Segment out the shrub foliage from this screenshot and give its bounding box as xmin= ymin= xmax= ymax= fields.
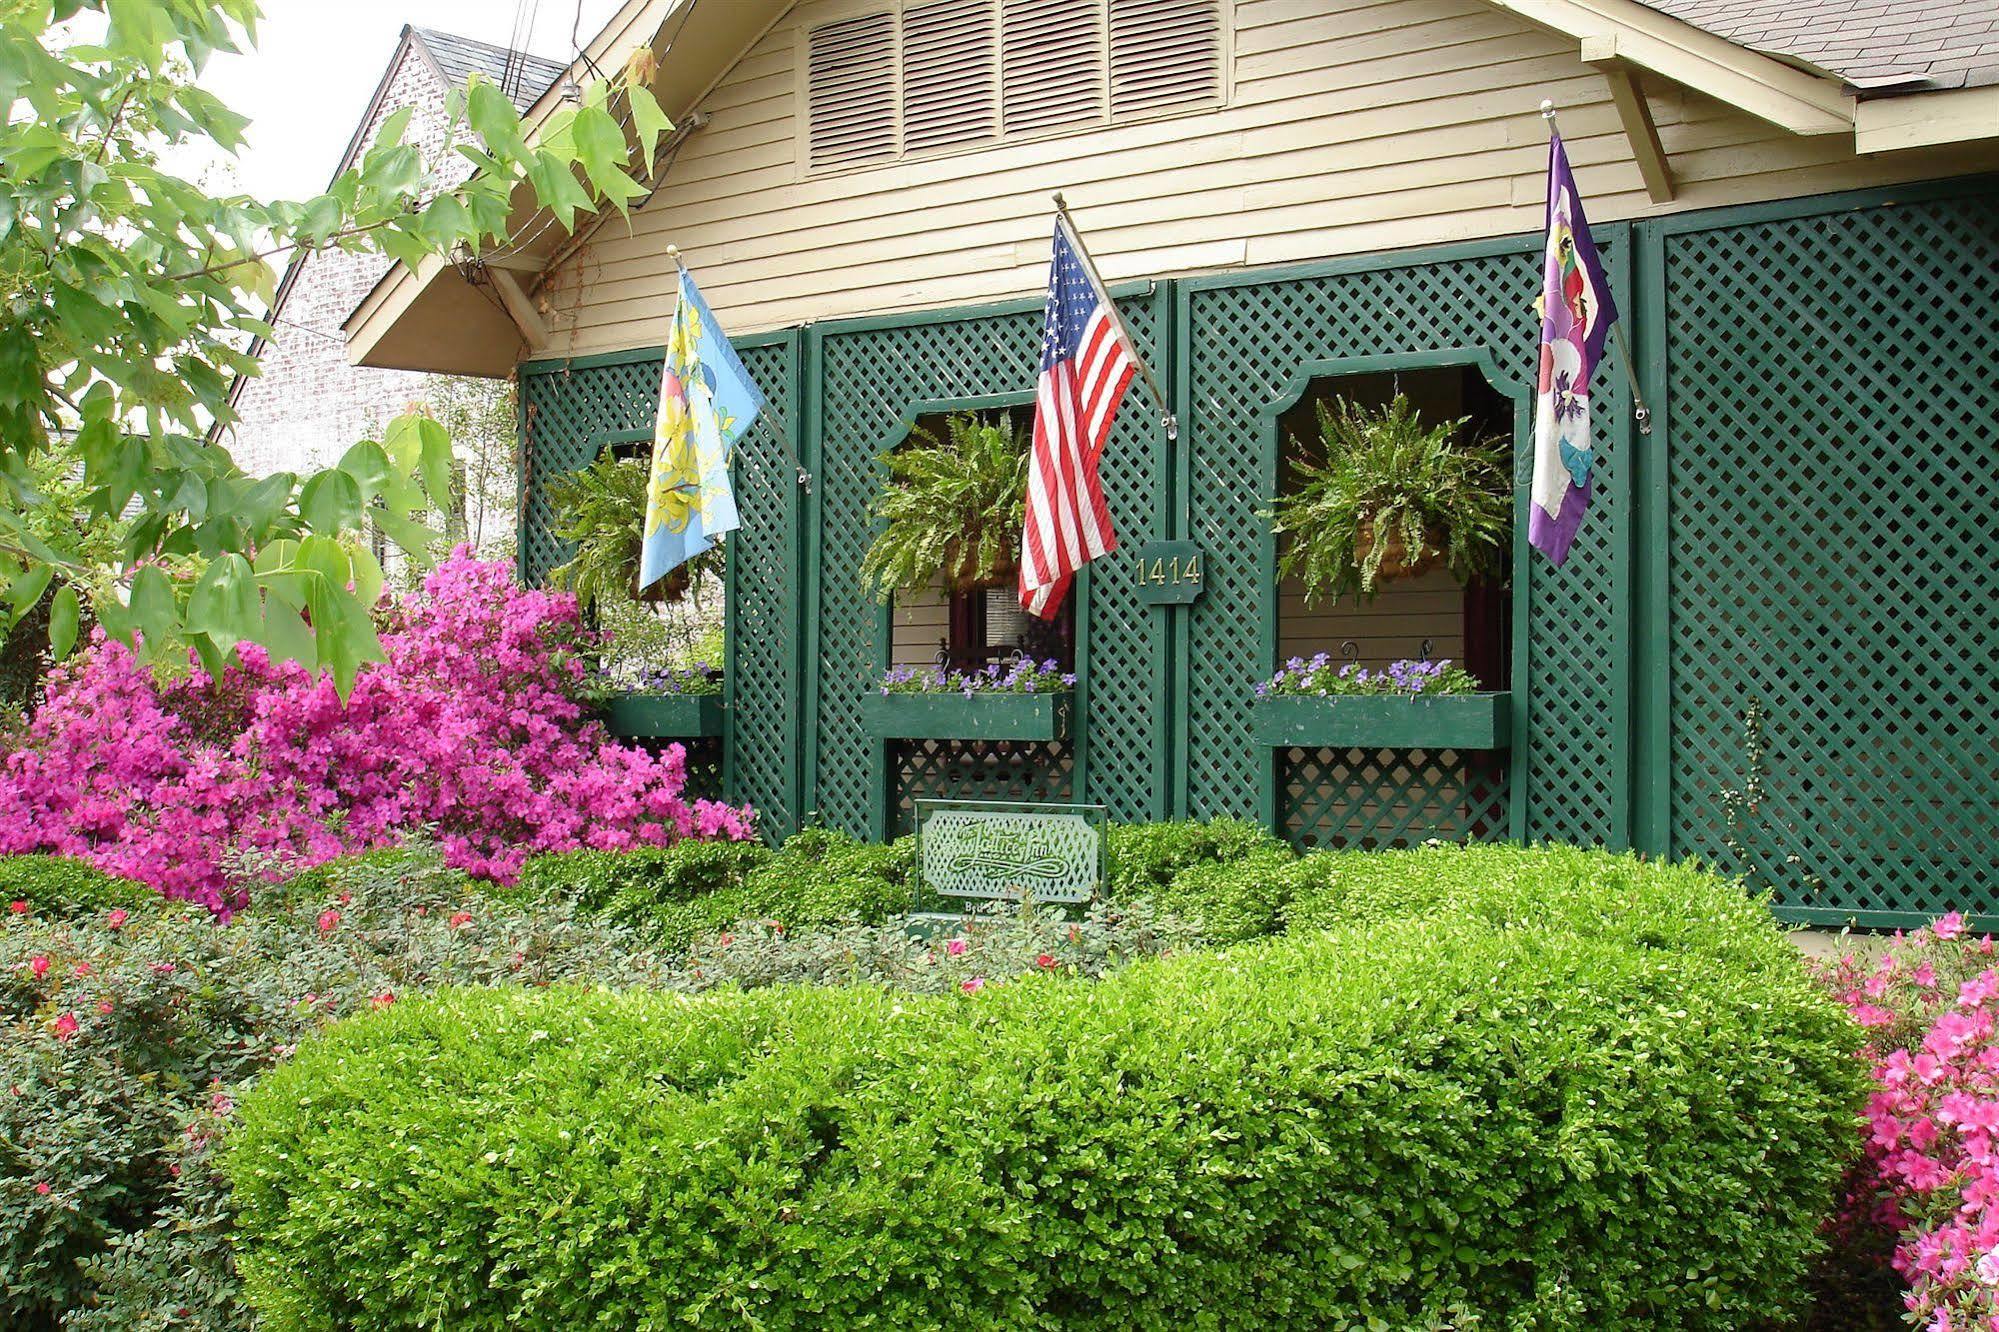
xmin=227 ymin=849 xmax=1860 ymax=1330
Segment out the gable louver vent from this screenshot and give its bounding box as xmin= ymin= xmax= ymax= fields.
xmin=807 ymin=10 xmax=898 ymax=169
xmin=1001 ymin=0 xmax=1106 ymax=136
xmin=1109 ymin=0 xmax=1221 ymax=116
xmin=903 ymin=0 xmax=1000 ymax=154
xmin=804 ymin=0 xmax=1222 ymax=172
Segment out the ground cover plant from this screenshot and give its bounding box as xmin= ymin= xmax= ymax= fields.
xmin=0 ymin=552 xmax=753 ymax=912
xmin=225 ymin=843 xmax=1862 ymax=1330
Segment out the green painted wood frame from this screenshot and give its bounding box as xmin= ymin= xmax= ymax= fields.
xmin=799 ymin=280 xmax=1170 ymax=842
xmin=1248 ymin=693 xmax=1511 ymax=750
xmin=515 ymin=331 xmax=808 ymax=838
xmin=857 ymin=692 xmax=1073 ymax=742
xmin=604 ymin=692 xmax=725 ymax=739
xmin=1238 ymin=345 xmax=1533 ymax=834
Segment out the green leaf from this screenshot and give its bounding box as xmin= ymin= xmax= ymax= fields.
xmin=466 ymin=78 xmax=529 ymax=159
xmin=572 ymin=105 xmax=629 ymax=185
xmin=376 ymin=105 xmax=414 ymax=147
xmin=47 ymin=585 xmax=79 ymax=660
xmin=126 ymin=565 xmax=177 ymax=651
xmin=8 ymin=562 xmax=52 ymax=617
xmin=628 ymin=87 xmax=673 ymax=170
xmin=259 ymin=593 xmax=316 ymax=671
xmin=186 ymin=553 xmax=258 ymax=653
xmin=414 ymin=417 xmax=455 ymax=516
xmin=337 ymin=441 xmax=394 ymax=504
xmin=298 ymin=469 xmax=364 ymax=534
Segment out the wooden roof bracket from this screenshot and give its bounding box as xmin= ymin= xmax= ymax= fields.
xmin=1581 ymin=34 xmax=1676 ymax=203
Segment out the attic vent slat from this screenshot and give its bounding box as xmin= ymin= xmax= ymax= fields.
xmin=807 ymin=11 xmax=898 ymax=169
xmin=903 ymin=0 xmax=999 ymax=155
xmin=1001 ymin=0 xmax=1106 ymax=137
xmin=1109 ymin=0 xmax=1220 ymax=116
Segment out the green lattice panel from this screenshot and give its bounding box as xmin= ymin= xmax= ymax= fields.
xmin=518 ymin=341 xmax=802 ymax=837
xmin=518 ymin=355 xmax=661 ymax=585
xmin=1280 ymin=747 xmax=1509 ymax=851
xmin=727 ymin=339 xmax=803 ymax=837
xmin=1662 ymin=190 xmax=1999 ymax=923
xmin=889 ymin=741 xmax=1075 ymax=837
xmin=810 ymin=297 xmax=1166 ymax=836
xmin=1182 ymin=241 xmax=1624 ymax=846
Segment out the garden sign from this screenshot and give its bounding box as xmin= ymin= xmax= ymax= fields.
xmin=915 ymin=799 xmax=1105 ymax=905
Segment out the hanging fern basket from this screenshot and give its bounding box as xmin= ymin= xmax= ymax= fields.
xmin=632 ymin=564 xmax=694 ymax=605
xmin=1351 ymin=519 xmax=1445 ymax=584
xmin=944 ymin=541 xmax=1018 ymax=593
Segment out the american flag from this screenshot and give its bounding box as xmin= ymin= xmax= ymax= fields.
xmin=1020 ymin=218 xmax=1137 ymax=619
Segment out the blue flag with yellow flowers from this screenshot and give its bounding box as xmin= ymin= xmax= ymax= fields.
xmin=638 ymin=265 xmax=762 ymax=591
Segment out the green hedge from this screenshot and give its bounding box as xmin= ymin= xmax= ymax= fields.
xmin=510 ymin=830 xmax=919 ymax=949
xmin=227 ymin=848 xmax=1860 ymax=1330
xmin=0 ymin=854 xmax=154 ymax=917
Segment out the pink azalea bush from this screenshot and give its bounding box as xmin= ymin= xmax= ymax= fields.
xmin=0 ymin=551 xmax=752 ymax=911
xmin=1821 ymin=914 xmax=1999 ymax=1329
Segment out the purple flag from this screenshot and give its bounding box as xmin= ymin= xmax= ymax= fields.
xmin=1529 ymin=131 xmax=1618 ymax=565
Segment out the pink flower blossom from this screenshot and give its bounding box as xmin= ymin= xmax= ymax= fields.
xmin=96 ymin=999 xmax=113 ymax=1015
xmin=28 ymin=955 xmax=48 ymax=979
xmin=316 ymin=909 xmax=340 ymax=934
xmin=52 ymin=1012 xmax=77 ymax=1040
xmin=0 ymin=552 xmax=753 ymax=911
xmin=961 ymin=976 xmax=986 ymax=994
xmin=35 ymin=1181 xmax=50 ymax=1195
xmin=105 ymin=908 xmax=127 ymax=929
xmin=946 ymin=938 xmax=968 ymax=956
xmin=1936 ymin=913 xmax=1969 ymax=941
xmin=1036 ymin=953 xmax=1056 ymax=969
xmin=8 ymin=900 xmax=26 ymax=915
xmin=448 ymin=911 xmax=473 ymax=929
xmin=370 ymin=992 xmax=395 ymax=1009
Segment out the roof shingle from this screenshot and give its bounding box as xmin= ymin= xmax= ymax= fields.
xmin=1639 ymin=0 xmax=1999 ymax=92
xmin=412 ymin=28 xmax=569 ymax=109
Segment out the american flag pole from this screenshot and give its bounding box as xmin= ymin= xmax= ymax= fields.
xmin=1051 ymin=193 xmax=1178 ymax=441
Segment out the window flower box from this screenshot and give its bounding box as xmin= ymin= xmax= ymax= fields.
xmin=1248 ymin=692 xmax=1510 ymax=750
xmin=858 ymin=691 xmax=1071 ymax=742
xmin=603 ymin=693 xmax=724 ymax=740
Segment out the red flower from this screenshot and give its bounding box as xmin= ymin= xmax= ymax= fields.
xmin=1036 ymin=954 xmax=1056 ymax=969
xmin=961 ymin=976 xmax=986 ymax=994
xmin=35 ymin=1181 xmax=50 ymax=1195
xmin=946 ymin=938 xmax=968 ymax=957
xmin=52 ymin=1013 xmax=78 ymax=1040
xmin=72 ymin=961 xmax=91 ymax=977
xmin=106 ymin=908 xmax=127 ymax=929
xmin=28 ymin=955 xmax=49 ymax=980
xmin=97 ymin=999 xmax=114 ymax=1015
xmin=448 ymin=911 xmax=473 ymax=929
xmin=316 ymin=909 xmax=340 ymax=934
xmin=8 ymin=900 xmax=27 ymax=915
xmin=370 ymin=991 xmax=396 ymax=1009
xmin=716 ymin=933 xmax=734 ymax=947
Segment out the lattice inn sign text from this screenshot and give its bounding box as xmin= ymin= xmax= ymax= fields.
xmin=916 ymin=799 xmax=1105 ymax=904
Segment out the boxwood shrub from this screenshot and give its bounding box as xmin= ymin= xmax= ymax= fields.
xmin=0 ymin=855 xmax=153 ymax=918
xmin=226 ymin=849 xmax=1861 ymax=1330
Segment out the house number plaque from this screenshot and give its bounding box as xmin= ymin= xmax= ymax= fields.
xmin=1134 ymin=540 xmax=1204 ymax=604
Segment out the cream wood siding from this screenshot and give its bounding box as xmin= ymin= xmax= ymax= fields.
xmin=890 ymin=583 xmax=952 ymax=667
xmin=531 ymin=0 xmax=1997 ymax=351
xmin=1276 ymin=567 xmax=1466 ymax=673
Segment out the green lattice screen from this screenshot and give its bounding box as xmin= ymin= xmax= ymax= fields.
xmin=1281 ymin=747 xmax=1509 ymax=850
xmin=1178 ymin=240 xmax=1628 ymax=847
xmin=517 ymin=355 xmax=660 ymax=585
xmin=517 ymin=339 xmax=803 ymax=835
xmin=889 ymin=742 xmax=1075 ymax=836
xmin=1658 ymin=187 xmax=1999 ymax=926
xmin=807 ymin=292 xmax=1169 ymax=836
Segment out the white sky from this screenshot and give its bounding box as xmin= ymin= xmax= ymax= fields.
xmin=195 ymin=0 xmax=627 ymax=201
